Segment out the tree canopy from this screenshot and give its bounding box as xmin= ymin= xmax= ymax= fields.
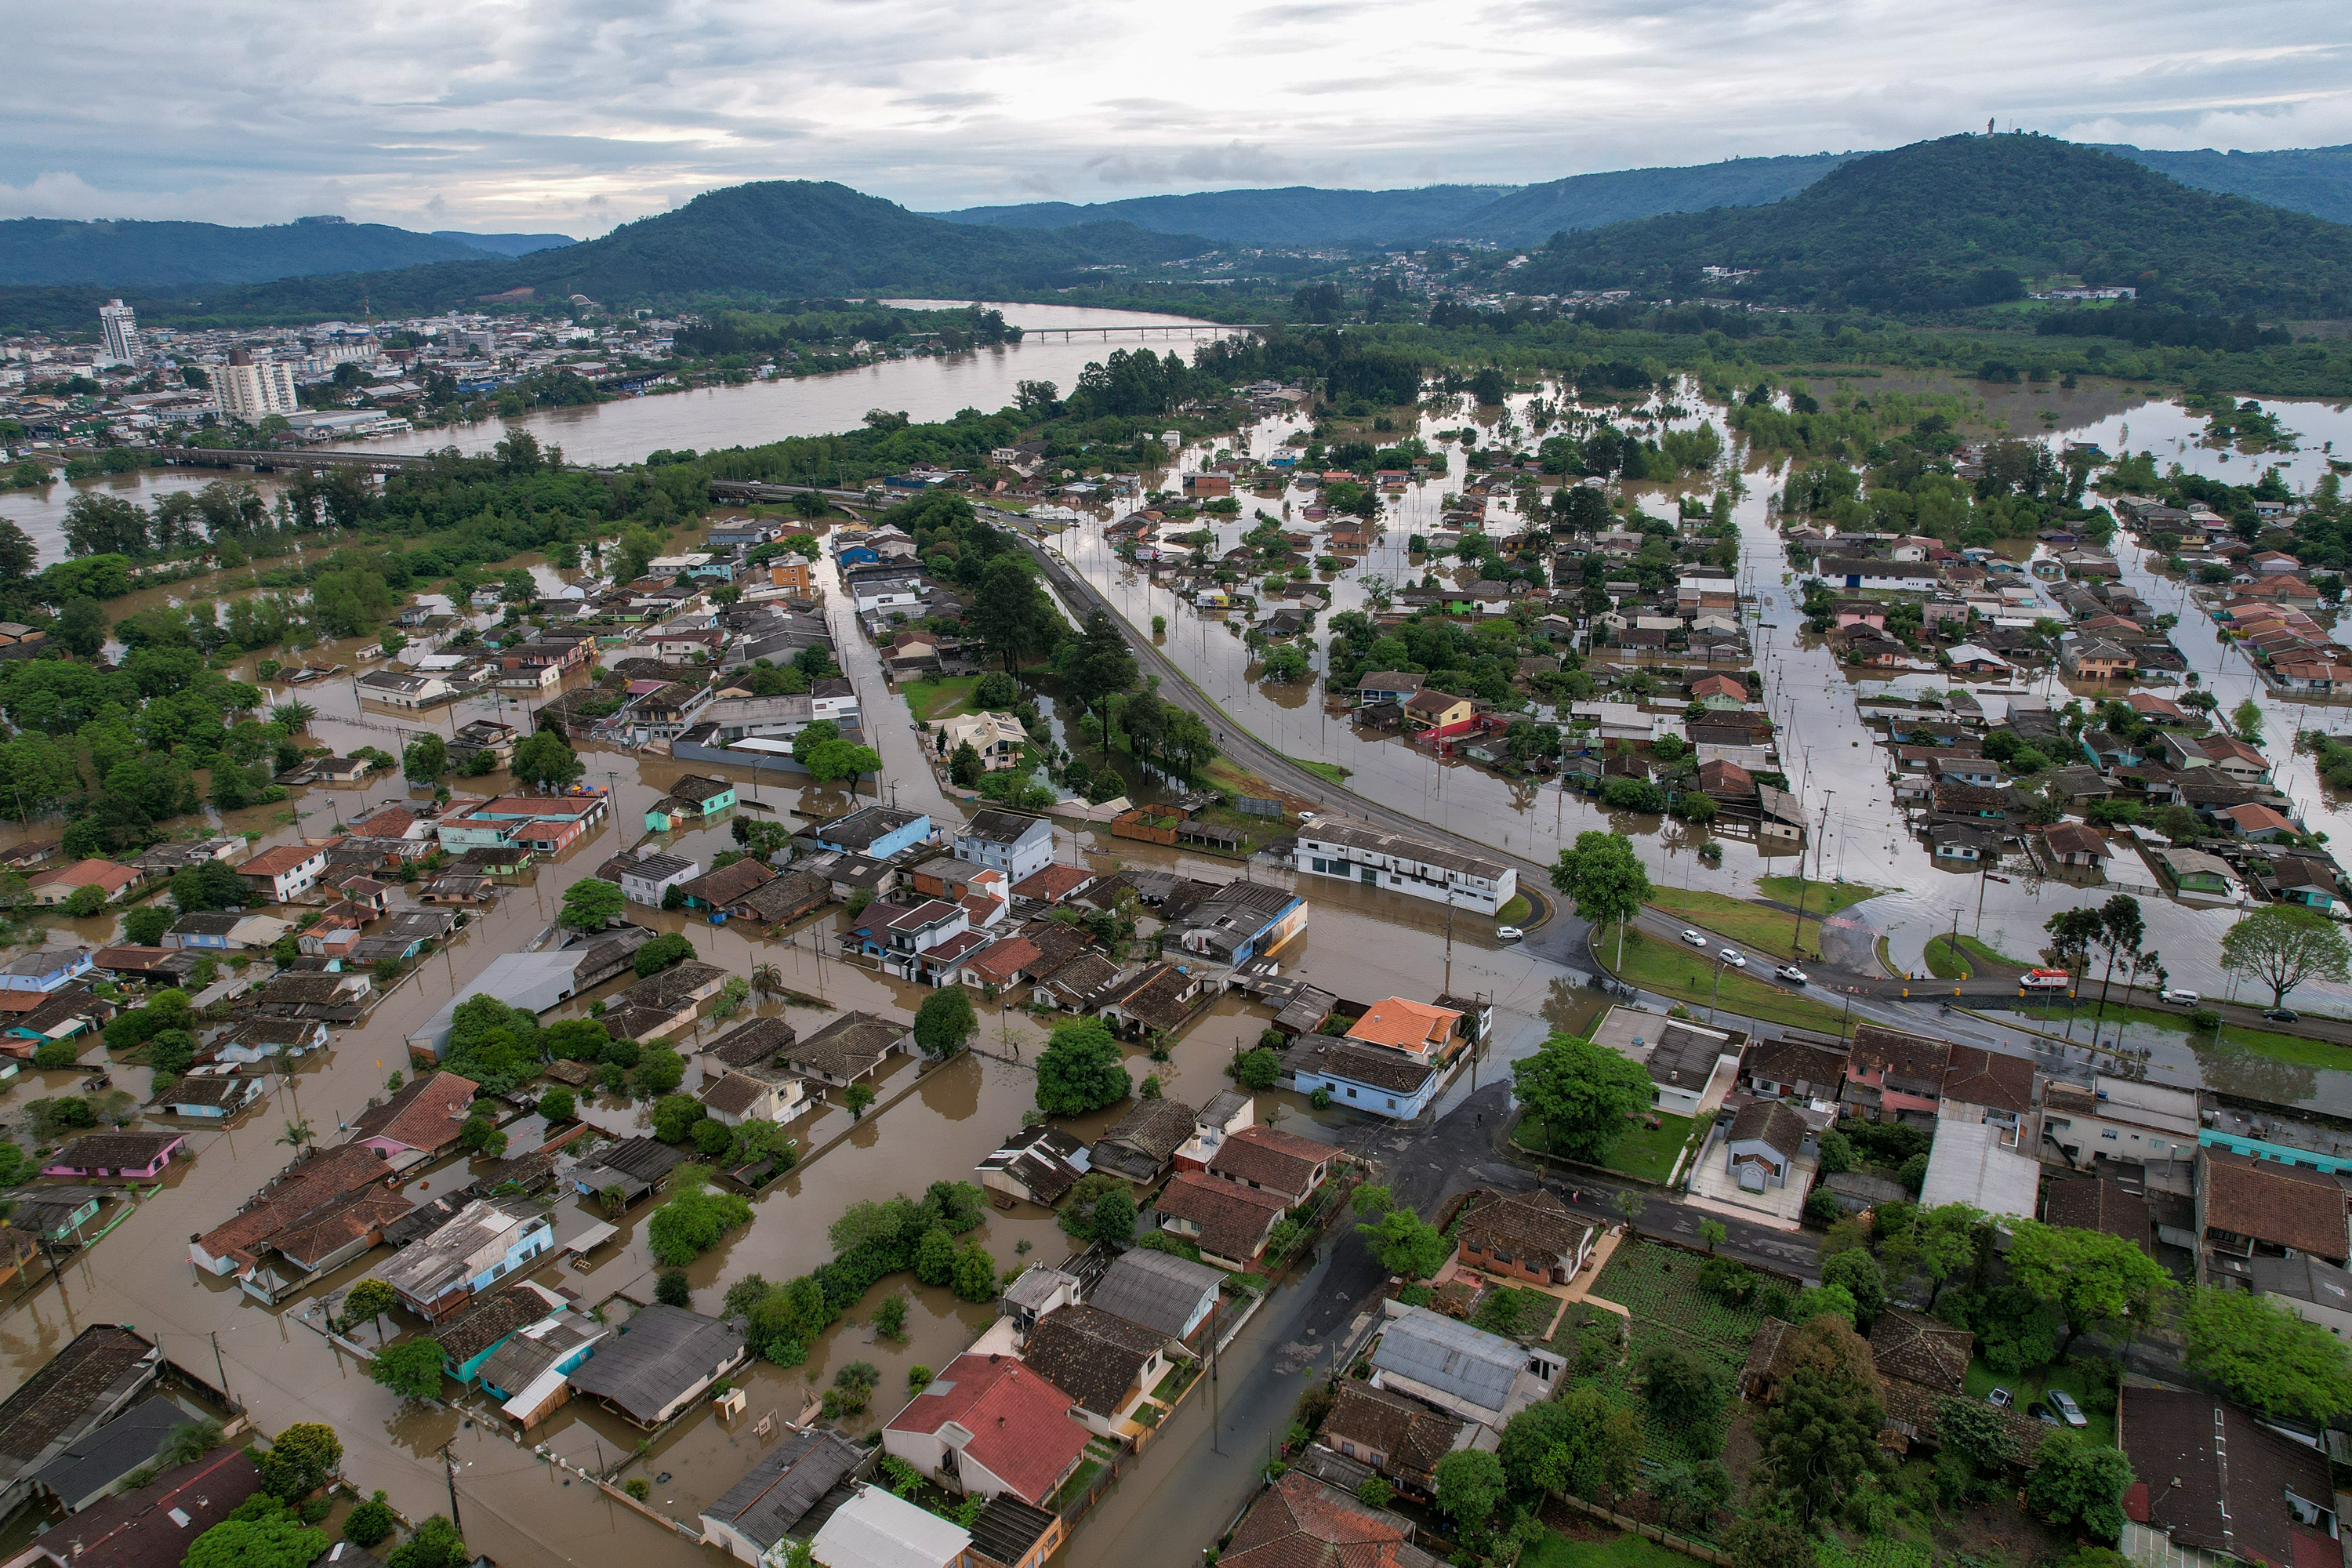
xmin=1551 ymin=830 xmax=1650 ymax=968
xmin=2183 ymin=1286 xmax=2352 ymax=1424
xmin=1034 ymin=1019 xmax=1131 ymax=1116
xmin=1510 ymin=1031 xmax=1654 ymax=1163
xmin=2220 ymin=904 xmax=2352 ymax=1006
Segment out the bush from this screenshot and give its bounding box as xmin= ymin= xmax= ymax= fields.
xmin=32 ymin=1040 xmax=78 ymax=1069
xmin=951 ymin=1242 xmax=997 ymax=1301
xmin=343 ymin=1493 xmax=397 ymax=1548
xmin=1803 ymin=1188 xmax=1843 ymax=1226
xmin=908 ymin=1363 xmax=934 ymax=1391
xmin=655 ymin=1270 xmax=692 ymax=1308
xmin=1235 ymin=1047 xmax=1281 ymax=1090
xmin=538 ymin=1087 xmax=576 ymax=1122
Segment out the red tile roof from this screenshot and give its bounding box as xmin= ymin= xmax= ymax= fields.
xmin=350 ymin=1069 xmax=477 ymax=1153
xmin=1011 ymin=865 xmax=1094 ymax=903
xmin=1207 ymin=1125 xmax=1331 ymax=1199
xmin=884 ymin=1352 xmax=1090 ymax=1507
xmin=1156 ymin=1169 xmax=1287 ymax=1261
xmin=238 ymin=844 xmax=321 ymax=876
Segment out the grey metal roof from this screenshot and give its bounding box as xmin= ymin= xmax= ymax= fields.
xmin=27 ymin=1394 xmax=205 ymax=1512
xmin=701 ymin=1427 xmax=863 ymax=1551
xmin=1370 ymin=1305 xmax=1523 ymax=1413
xmin=566 ymin=1304 xmax=745 ymax=1422
xmin=1086 ymin=1249 xmax=1225 ymax=1339
xmin=477 ymin=1319 xmax=597 ymax=1397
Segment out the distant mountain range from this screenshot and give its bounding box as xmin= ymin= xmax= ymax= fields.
xmin=935 ymin=154 xmax=1860 ymax=247
xmin=1508 ymin=135 xmax=2352 ymax=317
xmin=2098 ymin=143 xmax=2352 ymax=227
xmin=0 ymin=216 xmax=575 ymax=289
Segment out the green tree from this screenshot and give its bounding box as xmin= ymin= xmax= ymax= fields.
xmin=539 ymin=1086 xmax=576 ymax=1122
xmin=368 ymin=1338 xmax=445 ymax=1400
xmin=913 ymin=987 xmax=978 ymax=1058
xmin=1820 ymin=1249 xmax=1887 ymax=1330
xmin=1433 ymin=1448 xmax=1506 ymax=1530
xmin=947 ymin=742 xmax=983 ymax=786
xmin=1551 ymin=830 xmax=1650 ymax=969
xmin=2027 ymin=1432 xmax=2134 ymax=1540
xmin=557 ymin=876 xmax=625 ymax=931
xmin=648 ymin=1168 xmax=752 ymax=1265
xmin=1917 ymin=1202 xmax=1987 ymax=1308
xmin=2183 ymin=1287 xmax=2352 ymax=1422
xmin=402 ymin=731 xmax=448 ymax=783
xmin=1501 ymin=1388 xmax=1645 ymax=1502
xmin=181 ymin=1504 xmax=328 ymax=1568
xmin=256 ymin=1421 xmax=343 ymax=1501
xmin=1755 ymin=1316 xmax=1889 ymax=1529
xmin=951 ymin=1241 xmax=997 ymax=1302
xmin=1034 ymin=1020 xmax=1131 ymax=1116
xmin=1235 ymin=1047 xmax=1280 ymax=1090
xmin=159 ymin=1417 xmax=224 ymax=1468
xmin=915 ymin=1225 xmax=956 ymax=1286
xmin=969 ymin=556 xmax=1060 ymax=676
xmin=511 ymin=730 xmax=584 ymax=788
xmin=1064 ymin=608 xmax=1138 ymax=762
xmin=1356 ymin=1207 xmax=1450 ymax=1279
xmin=387 ymin=1514 xmax=467 ymax=1568
xmin=1509 ymin=1031 xmax=1653 ymax=1163
xmin=845 ymin=1082 xmax=877 ymax=1119
xmin=1936 ymin=1394 xmax=2020 ymax=1474
xmin=2220 ymin=904 xmax=2352 ymax=1007
xmin=2008 ymin=1220 xmax=2173 ymax=1355
xmin=343 ymin=1277 xmax=397 ymax=1341
xmin=1722 ymin=1516 xmax=1817 ymax=1568
xmin=122 ymin=902 xmax=173 ymax=946
xmin=1357 ymin=1475 xmax=1394 ymax=1509
xmin=2232 ymin=697 xmax=2264 ymax=743
xmin=655 ymin=1269 xmax=693 ymax=1307
xmin=1636 ymin=1343 xmax=1726 ymax=1428
xmin=342 ymin=1492 xmax=397 ymax=1548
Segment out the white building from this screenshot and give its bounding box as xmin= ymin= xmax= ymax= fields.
xmin=214 ymin=350 xmax=298 ymax=423
xmin=98 ymin=299 xmax=140 ymax=365
xmin=1294 ymin=819 xmax=1515 ymax=915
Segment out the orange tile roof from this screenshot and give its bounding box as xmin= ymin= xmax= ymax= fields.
xmin=239 ymin=844 xmax=322 ymax=876
xmin=1345 ymin=997 xmax=1462 ymax=1054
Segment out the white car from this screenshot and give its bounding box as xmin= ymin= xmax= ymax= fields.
xmin=2161 ymin=987 xmax=2201 ymax=1006
xmin=1496 ymin=927 xmax=1525 ymax=942
xmin=1681 ymin=930 xmax=1709 ymax=949
xmin=1719 ymin=949 xmax=1747 ymax=968
xmin=1777 ymin=964 xmax=1809 ymax=985
xmin=1297 ymin=811 xmax=1318 ymax=824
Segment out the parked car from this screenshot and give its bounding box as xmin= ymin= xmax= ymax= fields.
xmin=1777 ymin=964 xmax=1809 ymax=985
xmin=1986 ymin=1387 xmax=2013 ymax=1409
xmin=2046 ymin=1389 xmax=2088 ymax=1428
xmin=1682 ymin=930 xmax=1709 ymax=949
xmin=1496 ymin=927 xmax=1524 ymax=942
xmin=2028 ymin=1401 xmax=2062 ymax=1426
xmin=1719 ymin=949 xmax=1747 ymax=968
xmin=2263 ymin=1008 xmax=2299 ymax=1023
xmin=2161 ymin=987 xmax=2201 ymax=1006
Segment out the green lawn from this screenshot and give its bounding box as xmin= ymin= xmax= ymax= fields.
xmin=1926 ymin=933 xmax=2024 ymax=979
xmin=1047 ymin=1458 xmax=1102 ymax=1514
xmin=1961 ymin=1357 xmax=2118 ymax=1450
xmin=1516 ymin=1110 xmax=1698 ymax=1184
xmin=1606 ymin=931 xmax=1851 ymax=1034
xmin=1646 ymin=887 xmax=1817 ymax=961
xmin=1756 ymin=877 xmax=1882 ymax=920
xmin=1496 ymin=893 xmax=1533 ymax=926
xmin=1996 ymin=1000 xmax=2347 ymax=1070
xmin=1289 ymin=757 xmax=1351 ymax=785
xmin=1523 ymin=1530 xmax=1695 ymax=1568
xmin=902 ymin=675 xmax=981 ymax=721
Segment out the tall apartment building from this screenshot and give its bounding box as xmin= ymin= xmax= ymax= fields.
xmin=215 ymin=349 xmax=298 ymax=423
xmin=97 ymin=299 xmax=140 ymax=365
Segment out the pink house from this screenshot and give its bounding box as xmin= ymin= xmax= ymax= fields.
xmin=43 ymin=1129 xmax=186 ymax=1179
xmin=1839 ymin=1023 xmax=1951 ymax=1123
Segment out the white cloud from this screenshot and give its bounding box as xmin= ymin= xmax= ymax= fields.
xmin=2 ymin=0 xmax=2347 ymax=230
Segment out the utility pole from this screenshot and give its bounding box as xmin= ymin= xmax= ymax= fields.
xmin=210 ymin=1332 xmax=233 ymax=1405
xmin=440 ymin=1443 xmax=463 ymax=1538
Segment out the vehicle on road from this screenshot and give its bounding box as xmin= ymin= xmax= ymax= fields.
xmin=2263 ymin=1008 xmax=2299 ymax=1023
xmin=1719 ymin=949 xmax=1747 ymax=968
xmin=1777 ymin=964 xmax=1809 ymax=984
xmin=1986 ymin=1387 xmax=2013 ymax=1409
xmin=2047 ymin=1390 xmax=2088 ymax=1428
xmin=1297 ymin=811 xmax=1317 ymax=824
xmin=2021 ymin=969 xmax=2074 ymax=990
xmin=2161 ymin=987 xmax=2201 ymax=1006
xmin=1682 ymin=930 xmax=1708 ymax=948
xmin=1496 ymin=927 xmax=1524 ymax=942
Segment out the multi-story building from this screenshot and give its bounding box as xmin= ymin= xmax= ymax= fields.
xmin=97 ymin=299 xmax=140 ymax=365
xmin=214 ymin=350 xmax=298 ymax=423
xmin=1294 ymin=819 xmax=1515 ymax=915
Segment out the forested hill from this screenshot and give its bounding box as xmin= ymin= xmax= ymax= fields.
xmin=1447 ymin=153 xmax=1857 ymax=243
xmin=0 ymin=217 xmax=498 ymax=288
xmin=0 ymin=182 xmax=1212 ymax=327
xmin=935 ymin=184 xmax=1515 ymax=245
xmin=1508 ymin=135 xmax=2352 ymax=318
xmin=2098 ymin=143 xmax=2352 ymax=227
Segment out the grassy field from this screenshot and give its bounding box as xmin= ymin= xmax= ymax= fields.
xmin=1994 ymin=1000 xmax=2346 ymax=1069
xmin=1524 ymin=1530 xmax=1695 ymax=1568
xmin=1606 ymin=931 xmax=1851 ymax=1034
xmin=1289 ymin=757 xmax=1352 ymax=785
xmin=1646 ymin=887 xmax=1817 ymax=960
xmin=902 ymin=674 xmax=981 ymax=721
xmin=1757 ymin=877 xmax=1882 ymax=920
xmin=1962 ymin=1358 xmax=2118 ymax=1450
xmin=1513 ymin=1111 xmax=1698 ymax=1183
xmin=1926 ymin=933 xmax=2025 ymax=978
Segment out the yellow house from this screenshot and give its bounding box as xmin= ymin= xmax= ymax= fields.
xmin=1402 ymin=690 xmax=1474 ymax=731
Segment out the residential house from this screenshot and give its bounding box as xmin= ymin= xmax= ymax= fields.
xmin=479 ymin=1315 xmax=607 ymax=1429
xmin=1089 ymin=1096 xmax=1199 ymax=1184
xmin=1314 ymin=1380 xmax=1479 ymax=1499
xmin=1160 ymin=879 xmax=1309 ymax=966
xmin=25 ymin=861 xmax=139 ymax=908
xmin=2198 ymin=1148 xmax=2352 ymax=1276
xmin=1400 ymin=690 xmax=1475 ymax=732
xmin=350 ymin=1072 xmax=479 ymax=1163
xmin=2118 ymin=1387 xmax=2338 ymax=1568
xmin=1843 ymin=1024 xmax=1951 ymax=1123
xmin=2153 ymin=847 xmax=2236 ymax=896
xmin=675 ymin=857 xmax=776 ymax=913
xmin=0 ymin=948 xmax=93 ymax=993
xmin=784 ymin=1011 xmax=909 ymax=1088
xmin=356 ymin=669 xmax=454 ymax=707
xmin=644 ymin=775 xmax=738 ymax=832
xmin=804 ymin=805 xmax=931 ymax=861
xmin=699 ymin=1427 xmax=867 ymax=1566
xmin=936 ymin=712 xmax=1029 ymax=771
xmin=165 ymin=912 xmax=292 ymax=952
xmin=147 ymin=1073 xmax=265 ymax=1120
xmin=2038 ymin=1075 xmax=2201 ymax=1171
xmin=1289 ymin=1039 xmax=1442 ymax=1120
xmin=41 ymin=1131 xmax=185 ymax=1181
xmin=616 ymin=851 xmax=700 ymax=907
xmin=565 ymin=1303 xmax=749 ymax=1428
xmin=1742 ymin=1038 xmax=1849 ymax=1102
xmin=374 ymin=1197 xmax=555 ymax=1322
xmin=1918 ymin=1120 xmax=2043 ymax=1222
xmin=1295 ymin=820 xmax=1516 ymax=915
xmin=1217 ymin=1472 xmax=1444 ymax=1568
xmin=882 ymin=1352 xmax=1092 ymax=1509
xmin=975 ymin=1123 xmax=1091 ymax=1207
xmin=1453 ymin=1189 xmax=1597 ymax=1286
xmin=1017 ymin=1304 xmax=1170 ymax=1439
xmin=89 ymin=947 xmax=198 ymax=986
xmin=699 ymin=1015 xmax=797 ymax=1076
xmin=953 ymin=810 xmax=1056 ymax=884
xmin=1152 ymin=1169 xmax=1289 ymax=1269
xmin=1344 ymin=997 xmax=1463 ymax=1062
xmin=1205 ymin=1123 xmax=1330 ymax=1207
xmin=436 ymin=1282 xmax=568 ymax=1383
xmin=1939 ymin=1045 xmax=2037 ymax=1142
xmin=808 ymin=1486 xmax=971 ymax=1568
xmin=1369 ymin=1301 xmax=1565 ymax=1428
xmin=1724 ymin=1101 xmax=1813 ymax=1192
xmin=2042 ymin=822 xmax=2110 ymax=869
xmin=7 ymin=1448 xmax=266 ymax=1568
xmin=1086 ymin=1247 xmax=1227 ymax=1347
xmin=568 ymin=1135 xmax=686 ymax=1206
xmin=698 ymin=1065 xmax=808 ymax=1127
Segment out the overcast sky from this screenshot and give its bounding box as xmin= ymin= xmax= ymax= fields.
xmin=7 ymin=0 xmax=2349 ymax=235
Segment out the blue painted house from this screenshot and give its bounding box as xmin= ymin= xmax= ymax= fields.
xmin=804 ymin=805 xmax=931 ymax=862
xmin=1165 ymin=880 xmax=1308 ymax=967
xmin=1290 ymin=1039 xmax=1442 ymax=1120
xmin=644 ymin=775 xmax=739 ymax=833
xmin=0 ymin=947 xmax=93 ymax=994
xmin=378 ymin=1196 xmax=555 ymax=1324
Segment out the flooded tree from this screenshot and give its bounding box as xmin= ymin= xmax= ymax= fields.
xmin=2220 ymin=904 xmax=2352 ymax=1006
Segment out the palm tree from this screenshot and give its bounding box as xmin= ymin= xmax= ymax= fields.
xmin=270 ymin=700 xmax=316 ymax=732
xmin=277 ymin=1116 xmax=316 ymax=1153
xmin=750 ymin=963 xmax=783 ymax=999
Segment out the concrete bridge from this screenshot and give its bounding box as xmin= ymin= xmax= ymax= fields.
xmin=1015 ymin=322 xmax=1265 ymax=342
xmin=155 ymin=445 xmax=441 ymax=475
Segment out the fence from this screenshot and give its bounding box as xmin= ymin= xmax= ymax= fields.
xmin=1542 ymin=1493 xmax=1734 ymax=1566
